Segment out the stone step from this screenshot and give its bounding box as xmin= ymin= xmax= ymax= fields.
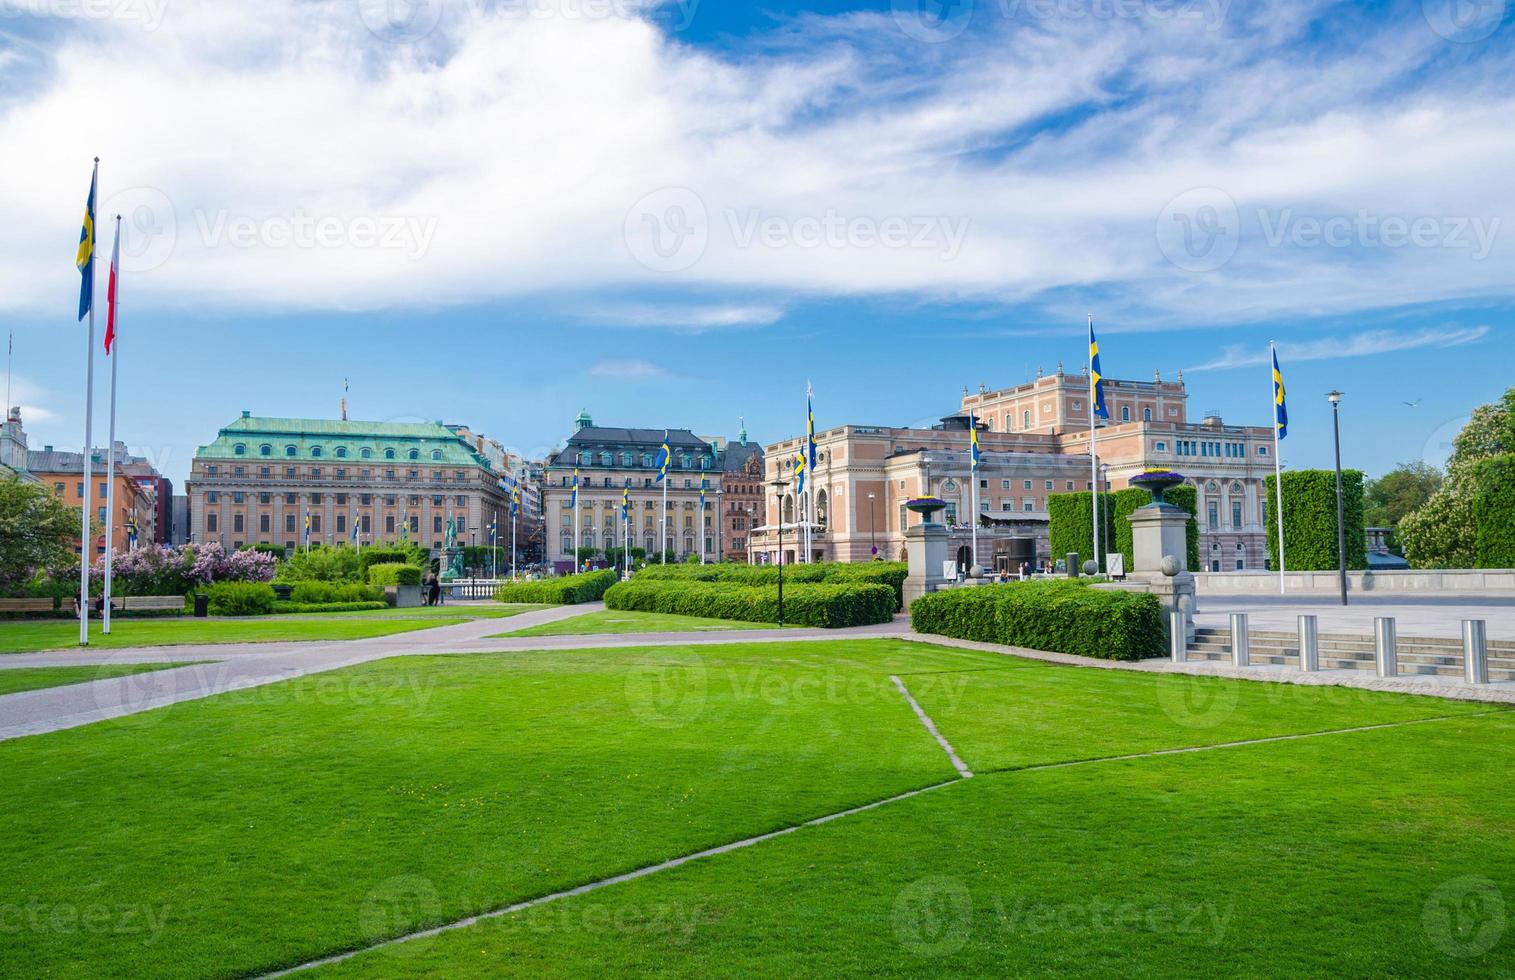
xmin=1184 ymin=648 xmax=1515 ymax=682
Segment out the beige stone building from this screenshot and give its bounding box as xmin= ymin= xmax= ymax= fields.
xmin=186 ymin=413 xmax=511 ymax=553
xmin=749 ymin=367 xmax=1275 ymax=572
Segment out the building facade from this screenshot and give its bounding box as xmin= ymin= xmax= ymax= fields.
xmin=749 ymin=368 xmax=1275 ymax=571
xmin=719 ymin=428 xmax=765 ymax=562
xmin=28 ymin=441 xmax=160 ymax=557
xmin=1 ymin=406 xmax=39 ymax=485
xmin=186 ymin=413 xmax=510 ymax=553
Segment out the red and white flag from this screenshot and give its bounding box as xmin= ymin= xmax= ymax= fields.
xmin=104 ymin=219 xmax=120 ymax=354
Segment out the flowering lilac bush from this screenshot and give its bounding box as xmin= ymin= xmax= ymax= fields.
xmin=90 ymin=543 xmax=275 ymax=595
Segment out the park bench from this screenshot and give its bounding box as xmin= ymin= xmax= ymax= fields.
xmin=0 ymin=597 xmax=58 ymax=613
xmin=120 ymin=595 xmax=187 ymax=612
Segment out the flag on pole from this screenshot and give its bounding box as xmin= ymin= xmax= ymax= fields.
xmin=969 ymin=411 xmax=981 ymax=470
xmin=125 ymin=518 xmax=137 ymax=549
xmin=793 ymin=451 xmax=807 ymax=496
xmin=512 ymin=485 xmax=521 ymax=518
xmin=352 ymin=513 xmax=360 ymax=543
xmin=699 ymin=479 xmax=706 ymax=510
xmin=806 ymin=386 xmax=817 ymax=471
xmin=304 ymin=510 xmax=311 ymax=544
xmin=621 ymin=478 xmax=630 ymax=522
xmin=654 ymin=434 xmax=670 ymax=483
xmin=104 ymin=218 xmax=120 ymax=353
xmin=1272 ymin=348 xmax=1288 ymax=439
xmin=1088 ymin=319 xmax=1108 ymax=420
xmin=76 ymin=169 xmax=97 ymax=321
xmin=570 ymin=467 xmax=578 ymax=507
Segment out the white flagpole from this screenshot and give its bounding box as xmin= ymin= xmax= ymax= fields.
xmin=1271 ymin=341 xmax=1287 ymax=593
xmin=102 ymin=215 xmax=122 ymax=634
xmin=573 ymin=475 xmax=580 ymax=571
xmin=970 ymin=418 xmax=978 ymax=575
xmin=512 ymin=496 xmax=518 ymax=581
xmin=660 ymin=438 xmax=668 ymax=564
xmin=1088 ymin=314 xmax=1100 ymax=576
xmin=77 ymin=158 xmax=99 ymax=647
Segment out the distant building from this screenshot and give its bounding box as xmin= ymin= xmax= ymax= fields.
xmin=171 ymin=494 xmax=190 ymax=546
xmin=28 ymin=440 xmax=161 ymax=557
xmin=186 ymin=412 xmax=511 ymax=553
xmin=718 ymin=422 xmax=764 ymax=562
xmin=1 ymin=406 xmax=39 ymax=485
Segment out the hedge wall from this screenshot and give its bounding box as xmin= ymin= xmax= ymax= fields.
xmin=1111 ymin=484 xmax=1200 ymax=572
xmin=1047 ymin=492 xmax=1115 ymax=572
xmin=366 ymin=563 xmax=422 ymax=587
xmin=604 ymin=579 xmax=896 ymax=629
xmin=633 ymin=562 xmax=909 ymax=610
xmin=206 ymin=581 xmax=276 ymax=616
xmin=493 ymin=569 xmax=619 ymax=604
xmin=909 ymin=581 xmax=1165 ymax=661
xmin=358 ymin=547 xmax=425 ymax=577
xmin=289 ymin=581 xmax=384 ymax=604
xmin=272 ymin=601 xmax=390 ymax=614
xmin=1265 ymin=469 xmax=1367 ymax=571
xmin=1473 ymin=454 xmax=1515 ymax=568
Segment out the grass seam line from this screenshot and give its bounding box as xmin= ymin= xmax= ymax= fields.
xmin=975 ymin=708 xmax=1514 ymax=778
xmin=255 ymin=778 xmax=965 ymax=978
xmin=890 ymin=674 xmax=974 ymax=779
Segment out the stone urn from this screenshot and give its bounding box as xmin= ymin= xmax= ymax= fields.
xmin=1129 ymin=470 xmax=1185 ymax=507
xmin=905 ymin=497 xmax=947 ymax=524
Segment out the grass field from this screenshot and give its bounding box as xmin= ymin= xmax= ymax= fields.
xmin=0 ymin=662 xmax=192 ymax=697
xmin=0 ymin=616 xmax=467 ymax=654
xmin=1 ymin=638 xmax=1510 ymax=977
xmin=270 ymin=603 xmax=549 ymax=621
xmin=498 ymin=609 xmax=780 ymax=637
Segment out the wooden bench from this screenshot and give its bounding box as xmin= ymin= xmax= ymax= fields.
xmin=0 ymin=597 xmax=58 ymax=613
xmin=121 ymin=595 xmax=186 ymax=612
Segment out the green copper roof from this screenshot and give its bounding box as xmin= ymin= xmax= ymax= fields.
xmin=195 ymin=415 xmax=495 ymax=470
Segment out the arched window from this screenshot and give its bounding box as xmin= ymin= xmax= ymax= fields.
xmin=384 ymin=448 xmax=395 ymax=460
xmin=1121 ymin=406 xmax=1131 ymax=422
xmin=620 ymin=453 xmax=633 ymax=466
xmin=600 ymin=452 xmax=612 ymax=466
xmin=681 ymin=454 xmax=692 ymax=469
xmin=431 ymin=449 xmax=441 ymax=460
xmin=233 ymin=444 xmax=246 ymax=456
xmin=310 ymin=446 xmax=322 ymax=458
xmin=642 ymin=453 xmax=653 ymax=468
xmin=285 ymin=445 xmax=297 ymax=457
xmin=335 ymin=447 xmax=347 ymax=459
xmin=816 ymin=489 xmax=829 ymax=528
xmin=1143 ymin=408 xmax=1152 ymax=422
xmin=782 ymin=494 xmax=796 ymax=524
xmin=360 ymin=448 xmax=372 ymax=459
xmin=408 ymin=449 xmax=419 ymax=461
xmin=1023 ymin=410 xmax=1031 ymax=429
xmin=260 ymin=444 xmax=272 ymax=457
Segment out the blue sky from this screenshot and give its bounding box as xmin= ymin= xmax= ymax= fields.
xmin=1 ymin=0 xmax=1510 ymax=486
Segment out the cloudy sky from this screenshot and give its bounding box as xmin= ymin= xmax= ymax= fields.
xmin=0 ymin=0 xmax=1510 ymax=484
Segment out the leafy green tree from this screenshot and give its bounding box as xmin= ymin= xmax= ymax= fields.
xmin=1400 ymin=389 xmax=1514 ymax=568
xmin=1364 ymin=461 xmax=1442 ymax=552
xmin=0 ymin=476 xmax=88 ymax=594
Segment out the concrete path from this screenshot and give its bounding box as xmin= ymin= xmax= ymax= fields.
xmin=1194 ymin=594 xmax=1515 ymax=639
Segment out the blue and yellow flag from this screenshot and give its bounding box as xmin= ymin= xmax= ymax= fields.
xmin=806 ymin=390 xmax=817 ymax=471
xmin=699 ymin=479 xmax=707 ymax=510
xmin=76 ymin=164 xmax=97 ymax=321
xmin=793 ymin=450 xmax=806 ymax=496
xmin=511 ymin=485 xmax=521 ymax=518
xmin=969 ymin=411 xmax=981 ymax=470
xmin=1088 ymin=318 xmax=1108 ymax=420
xmin=621 ymin=478 xmax=630 ymax=522
xmin=570 ymin=467 xmax=579 ymax=507
xmin=303 ymin=511 xmax=311 ymax=542
xmin=654 ymin=434 xmax=671 ymax=483
xmin=1272 ymin=347 xmax=1288 ymax=439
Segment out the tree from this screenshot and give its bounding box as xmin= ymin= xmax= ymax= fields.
xmin=1363 ymin=461 xmax=1442 ymax=552
xmin=0 ymin=476 xmax=90 ymax=594
xmin=1401 ymin=388 xmax=1514 ymax=568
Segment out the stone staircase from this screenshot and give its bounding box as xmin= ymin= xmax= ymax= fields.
xmin=1188 ymin=627 xmax=1515 ymax=683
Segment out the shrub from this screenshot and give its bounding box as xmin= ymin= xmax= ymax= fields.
xmin=910 ymin=581 xmax=1165 ymax=661
xmin=605 ymin=579 xmax=896 ymax=628
xmin=89 ymin=544 xmax=194 ymax=596
xmin=632 ymin=562 xmax=909 ymax=610
xmin=494 ymin=569 xmax=619 ymax=604
xmin=272 ymin=600 xmax=389 ymax=613
xmin=1110 ymin=485 xmax=1200 ymax=572
xmin=358 ymin=546 xmax=426 ymax=577
xmin=1473 ymin=454 xmax=1515 ymax=568
xmin=1264 ymin=470 xmax=1366 ymax=571
xmin=205 ymin=581 xmax=276 ymax=616
xmin=278 ymin=545 xmax=363 ymax=583
xmin=247 ymin=543 xmax=287 ymax=558
xmin=289 ymin=581 xmax=384 ymax=604
xmin=366 ymin=563 xmax=423 ymax=587
xmin=1047 ymin=492 xmax=1116 ymax=572
xmin=188 ymin=543 xmax=277 ymax=584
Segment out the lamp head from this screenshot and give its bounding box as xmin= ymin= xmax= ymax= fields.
xmin=1326 ymin=390 xmax=1343 ymax=405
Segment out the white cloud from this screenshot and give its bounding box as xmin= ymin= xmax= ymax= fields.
xmin=577 ymin=302 xmax=785 ymax=330
xmin=1188 ymin=325 xmax=1492 ymax=371
xmin=587 ymin=357 xmax=670 ymax=379
xmin=0 ymin=0 xmax=1510 ymax=324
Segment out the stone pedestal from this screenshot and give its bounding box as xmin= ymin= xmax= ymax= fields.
xmin=903 ymin=523 xmax=951 ymax=609
xmin=1126 ymin=502 xmax=1196 ymax=643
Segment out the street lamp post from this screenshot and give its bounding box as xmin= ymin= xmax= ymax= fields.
xmin=868 ymin=491 xmax=878 ymax=559
xmin=1327 ymin=390 xmax=1348 ymax=606
xmin=770 ymin=477 xmax=790 ymax=626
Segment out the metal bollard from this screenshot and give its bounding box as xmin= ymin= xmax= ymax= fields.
xmin=1298 ymin=614 xmax=1319 ymax=672
xmin=1463 ymin=619 xmax=1489 ymax=685
xmin=1170 ymin=608 xmax=1186 ymax=663
xmin=1374 ymin=617 xmax=1397 ymax=678
xmin=1230 ymin=612 xmax=1249 ymax=667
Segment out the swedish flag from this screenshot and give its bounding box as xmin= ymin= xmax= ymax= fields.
xmin=77 ymin=165 xmax=97 ymax=321
xmin=969 ymin=411 xmax=981 ymax=470
xmin=1272 ymin=347 xmax=1288 ymax=440
xmin=1088 ymin=318 xmax=1108 ymax=420
xmin=511 ymin=485 xmax=521 ymax=518
xmin=570 ymin=467 xmax=579 ymax=507
xmin=793 ymin=450 xmax=807 ymax=496
xmin=621 ymin=478 xmax=630 ymax=522
xmin=699 ymin=479 xmax=707 ymax=509
xmin=654 ymin=434 xmax=671 ymax=483
xmin=806 ymin=391 xmax=817 ymax=471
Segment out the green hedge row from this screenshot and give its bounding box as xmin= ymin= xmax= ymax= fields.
xmin=1047 ymin=492 xmax=1116 ymax=572
xmin=632 ymin=562 xmax=909 ymax=610
xmin=272 ymin=601 xmax=390 ymax=614
xmin=358 ymin=546 xmax=425 ymax=575
xmin=493 ymin=569 xmax=619 ymax=604
xmin=366 ymin=563 xmax=422 ymax=587
xmin=206 ymin=581 xmax=276 ymax=616
xmin=1110 ymin=484 xmax=1200 ymax=571
xmin=1473 ymin=454 xmax=1515 ymax=567
xmin=1265 ymin=470 xmax=1367 ymax=571
xmin=604 ymin=579 xmax=896 ymax=629
xmin=910 ymin=581 xmax=1166 ymax=661
xmin=289 ymin=581 xmax=384 ymax=604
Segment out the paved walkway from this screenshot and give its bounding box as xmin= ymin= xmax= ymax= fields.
xmin=1194 ymin=594 xmax=1515 ymax=639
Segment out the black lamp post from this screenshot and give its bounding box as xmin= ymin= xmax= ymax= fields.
xmin=770 ymin=477 xmax=790 ymax=626
xmin=868 ymin=491 xmax=878 ymax=558
xmin=1327 ymin=390 xmax=1348 ymax=606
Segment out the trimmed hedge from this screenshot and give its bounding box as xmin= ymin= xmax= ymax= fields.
xmin=289 ymin=581 xmax=384 ymax=604
xmin=272 ymin=601 xmax=390 ymax=614
xmin=1111 ymin=484 xmax=1200 ymax=572
xmin=1047 ymin=491 xmax=1116 ymax=572
xmin=910 ymin=581 xmax=1165 ymax=661
xmin=357 ymin=546 xmax=424 ymax=577
xmin=1265 ymin=469 xmax=1367 ymax=571
xmin=493 ymin=569 xmax=619 ymax=604
xmin=1473 ymin=454 xmax=1515 ymax=568
xmin=366 ymin=563 xmax=422 ymax=587
xmin=206 ymin=581 xmax=276 ymax=616
xmin=632 ymin=562 xmax=909 ymax=610
xmin=604 ymin=579 xmax=896 ymax=629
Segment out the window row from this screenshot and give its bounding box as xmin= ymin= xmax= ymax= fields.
xmin=232 ymin=443 xmax=447 ymax=462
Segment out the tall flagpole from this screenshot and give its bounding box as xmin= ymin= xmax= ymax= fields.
xmin=1271 ymin=341 xmax=1287 ymax=594
xmin=77 ymin=159 xmax=99 ymax=647
xmin=573 ymin=470 xmax=580 ymax=571
xmin=660 ymin=436 xmax=668 ymax=564
xmin=102 ymin=215 xmax=122 ymax=634
xmin=970 ymin=413 xmax=978 ymax=574
xmin=1088 ymin=313 xmax=1100 ymax=576
xmin=511 ymin=494 xmax=518 ymax=580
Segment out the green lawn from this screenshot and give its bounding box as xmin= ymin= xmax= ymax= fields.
xmin=270 ymin=603 xmax=549 ymax=621
xmin=0 ymin=616 xmax=466 ymax=654
xmin=0 ymin=662 xmax=194 ymax=697
xmin=2 ymin=638 xmax=1510 ymax=978
xmin=498 ymin=609 xmax=780 ymax=637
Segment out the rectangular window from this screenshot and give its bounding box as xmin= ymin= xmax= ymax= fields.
xmin=232 ymin=513 xmax=244 ymax=533
xmin=99 ymin=482 xmax=108 ymax=498
xmin=1044 ymin=480 xmax=1053 ymax=490
xmin=207 ymin=513 xmax=218 ymax=532
xmin=260 ymin=514 xmax=270 ymax=532
xmin=1001 ymin=479 xmax=1010 ymax=490
xmin=1232 ymin=501 xmax=1243 ymax=529
xmin=207 ymin=491 xmax=219 ymax=504
xmin=1023 ymin=498 xmax=1035 ymax=512
xmin=336 ymin=515 xmax=346 ymax=533
xmin=1258 ymin=446 xmax=1268 ymax=456
xmin=385 ymin=515 xmax=395 ymax=533
xmin=285 ymin=515 xmax=296 ymax=532
xmin=434 ymin=516 xmax=443 ymax=533
xmin=1022 ymin=480 xmax=1032 ymax=490
xmin=77 ymin=482 xmax=84 ymax=496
